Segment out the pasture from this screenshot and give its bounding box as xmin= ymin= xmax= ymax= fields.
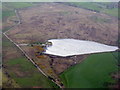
xmin=60 ymin=52 xmax=118 ymax=88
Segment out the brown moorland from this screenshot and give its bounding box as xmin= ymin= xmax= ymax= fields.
xmin=7 ymin=3 xmax=118 ymax=45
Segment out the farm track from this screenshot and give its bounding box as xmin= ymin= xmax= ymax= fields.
xmin=3 ymin=9 xmax=63 ymax=88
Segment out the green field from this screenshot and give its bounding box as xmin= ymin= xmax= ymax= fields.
xmin=6 ymin=57 xmax=37 ymax=71
xmin=2 ymin=10 xmax=15 ymax=19
xmin=2 ymin=4 xmax=15 ymax=20
xmin=66 ymin=2 xmax=102 ymax=12
xmin=60 ymin=52 xmax=118 ymax=88
xmin=103 ymin=8 xmax=118 ymax=17
xmin=63 ymin=2 xmax=118 ymax=18
xmin=6 ymin=57 xmax=58 ymax=88
xmin=2 ymin=2 xmax=33 ymax=19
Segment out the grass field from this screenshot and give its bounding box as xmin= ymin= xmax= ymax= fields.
xmin=103 ymin=8 xmax=118 ymax=17
xmin=2 ymin=2 xmax=33 ymax=19
xmin=60 ymin=52 xmax=118 ymax=88
xmin=66 ymin=2 xmax=102 ymax=12
xmin=9 ymin=73 xmax=58 ymax=88
xmin=3 ymin=2 xmax=33 ymax=9
xmin=63 ymin=2 xmax=118 ymax=18
xmin=6 ymin=57 xmax=37 ymax=71
xmin=2 ymin=10 xmax=15 ymax=19
xmin=2 ymin=4 xmax=15 ymax=20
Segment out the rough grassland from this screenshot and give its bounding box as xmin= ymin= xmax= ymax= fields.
xmin=60 ymin=52 xmax=118 ymax=88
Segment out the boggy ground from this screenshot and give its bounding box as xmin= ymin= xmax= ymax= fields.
xmin=6 ymin=3 xmax=118 ymax=77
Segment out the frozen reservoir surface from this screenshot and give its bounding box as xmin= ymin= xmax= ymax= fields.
xmin=44 ymin=39 xmax=118 ymax=57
